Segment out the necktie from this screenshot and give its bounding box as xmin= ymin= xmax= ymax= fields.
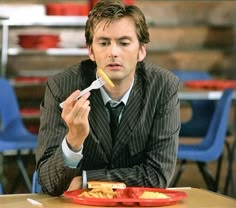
xmin=106 ymin=102 xmax=124 ymax=143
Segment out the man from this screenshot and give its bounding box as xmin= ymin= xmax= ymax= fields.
xmin=36 ymin=0 xmax=180 ymax=196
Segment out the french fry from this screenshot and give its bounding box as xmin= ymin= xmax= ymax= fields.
xmin=78 ymin=188 xmax=117 ymax=199
xmin=97 ymin=68 xmax=115 ymax=88
xmin=88 ymin=181 xmax=126 ymax=189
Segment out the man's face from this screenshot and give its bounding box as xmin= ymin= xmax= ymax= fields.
xmin=88 ymin=17 xmax=146 ymax=85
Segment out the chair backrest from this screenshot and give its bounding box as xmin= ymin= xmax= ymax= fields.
xmin=172 ymin=70 xmax=212 ymax=81
xmin=0 ymin=78 xmax=22 ymax=130
xmin=173 ymin=70 xmax=215 ymax=137
xmin=32 ymin=171 xmax=41 ymax=193
xmin=199 ymin=89 xmax=234 ymax=161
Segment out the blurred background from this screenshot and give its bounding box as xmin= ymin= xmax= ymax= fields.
xmin=0 ymin=0 xmax=235 ymax=198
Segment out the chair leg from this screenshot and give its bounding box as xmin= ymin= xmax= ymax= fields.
xmin=0 ymin=183 xmax=3 ymax=194
xmin=9 ymin=172 xmax=20 ymax=194
xmin=16 ymin=153 xmax=32 ymax=192
xmin=197 ymin=162 xmax=217 ymax=192
xmin=215 ymin=154 xmax=223 ymax=191
xmin=224 ymin=138 xmax=236 ymax=195
xmin=9 ymin=153 xmax=31 ymax=193
xmin=0 ymin=154 xmax=5 ymax=194
xmin=171 ymin=160 xmax=187 ymax=187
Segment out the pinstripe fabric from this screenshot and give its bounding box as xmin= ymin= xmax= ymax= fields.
xmin=36 ymin=59 xmax=181 ymax=196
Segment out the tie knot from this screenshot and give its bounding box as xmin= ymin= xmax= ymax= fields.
xmin=106 ymin=102 xmax=124 ymax=123
xmin=106 ymin=101 xmax=124 ymax=111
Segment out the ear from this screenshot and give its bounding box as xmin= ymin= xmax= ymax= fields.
xmin=88 ymin=45 xmax=95 ymax=61
xmin=138 ymin=44 xmax=147 ymax=62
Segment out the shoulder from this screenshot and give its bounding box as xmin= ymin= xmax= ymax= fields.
xmin=45 ymin=59 xmax=96 ymax=99
xmin=48 ymin=59 xmax=96 ymax=85
xmin=137 ymin=61 xmax=180 ymax=105
xmin=139 ymin=61 xmax=180 ymax=86
xmin=51 ymin=63 xmax=80 ymax=81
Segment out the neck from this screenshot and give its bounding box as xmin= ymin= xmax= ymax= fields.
xmin=105 ymin=78 xmax=133 ymax=101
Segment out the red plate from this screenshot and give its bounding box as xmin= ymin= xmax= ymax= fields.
xmin=184 ymin=80 xmax=236 ymax=90
xmin=20 ymin=108 xmax=40 ymax=116
xmin=46 ymin=3 xmax=89 ymax=16
xmin=18 ymin=34 xmax=59 ymax=49
xmin=13 ymin=76 xmax=48 ymax=84
xmin=64 ymin=187 xmax=188 ymax=207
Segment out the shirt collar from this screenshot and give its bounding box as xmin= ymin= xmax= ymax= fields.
xmin=99 ymin=77 xmax=134 ymax=107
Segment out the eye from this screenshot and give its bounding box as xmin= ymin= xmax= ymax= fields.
xmin=119 ymin=39 xmax=130 ymax=47
xmin=99 ymin=40 xmax=110 ymax=46
xmin=120 ymin=42 xmax=130 ymax=46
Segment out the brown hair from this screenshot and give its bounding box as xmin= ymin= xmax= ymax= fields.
xmin=85 ymin=0 xmax=150 ymax=46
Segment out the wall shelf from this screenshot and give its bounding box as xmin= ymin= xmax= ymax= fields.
xmin=7 ymin=47 xmax=88 ymax=56
xmin=0 ymin=16 xmax=88 ymax=77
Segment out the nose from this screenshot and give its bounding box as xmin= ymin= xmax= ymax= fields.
xmin=108 ymin=43 xmax=119 ymax=58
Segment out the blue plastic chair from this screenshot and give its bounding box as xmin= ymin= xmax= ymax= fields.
xmin=173 ymin=70 xmax=215 ymax=137
xmin=171 ymin=89 xmax=234 ymax=192
xmin=0 ymin=78 xmax=38 ymax=193
xmin=32 ymin=171 xmax=41 ymax=193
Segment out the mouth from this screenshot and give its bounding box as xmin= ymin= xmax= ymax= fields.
xmin=106 ymin=63 xmax=122 ymax=70
xmin=107 ymin=63 xmax=121 ymax=67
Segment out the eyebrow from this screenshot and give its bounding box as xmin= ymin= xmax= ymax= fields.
xmin=96 ymin=36 xmax=132 ymax=41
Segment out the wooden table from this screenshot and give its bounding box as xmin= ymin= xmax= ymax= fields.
xmin=0 ymin=188 xmax=235 ymax=208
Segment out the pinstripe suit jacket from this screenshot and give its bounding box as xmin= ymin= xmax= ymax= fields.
xmin=36 ymin=59 xmax=180 ymax=196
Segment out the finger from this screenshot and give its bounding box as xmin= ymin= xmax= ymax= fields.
xmin=69 ymin=91 xmax=90 ymax=112
xmin=80 ymin=101 xmax=91 ymax=120
xmin=65 ymin=92 xmax=91 ymax=122
xmin=76 ymin=100 xmax=91 ymax=122
xmin=71 ymin=99 xmax=90 ymax=122
xmin=62 ymin=90 xmax=81 ymax=110
xmin=67 ymin=176 xmax=82 ymax=191
xmin=77 ymin=92 xmax=91 ymax=104
xmin=61 ymin=90 xmax=80 ymax=120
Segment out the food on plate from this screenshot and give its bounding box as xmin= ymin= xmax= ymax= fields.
xmin=88 ymin=181 xmax=126 ymax=189
xmin=139 ymin=191 xmax=170 ymax=199
xmin=97 ymin=68 xmax=115 ymax=88
xmin=78 ymin=188 xmax=117 ymax=199
xmin=78 ymin=181 xmax=126 ymax=199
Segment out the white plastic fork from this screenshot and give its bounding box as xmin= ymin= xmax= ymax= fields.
xmin=60 ymin=77 xmax=105 ymax=108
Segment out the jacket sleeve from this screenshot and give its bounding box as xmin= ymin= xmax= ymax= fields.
xmin=36 ymin=77 xmax=80 ymax=196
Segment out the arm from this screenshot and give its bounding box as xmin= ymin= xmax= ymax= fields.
xmin=36 ymin=74 xmax=90 ymax=196
xmin=36 ymin=78 xmax=75 ymax=195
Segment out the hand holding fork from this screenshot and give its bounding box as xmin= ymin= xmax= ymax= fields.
xmin=60 ymin=77 xmax=105 ymax=108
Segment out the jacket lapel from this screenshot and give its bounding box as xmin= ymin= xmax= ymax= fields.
xmin=112 ymin=76 xmax=144 ymax=160
xmin=80 ymin=60 xmax=112 ymax=157
xmin=89 ymin=90 xmax=113 ymax=156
